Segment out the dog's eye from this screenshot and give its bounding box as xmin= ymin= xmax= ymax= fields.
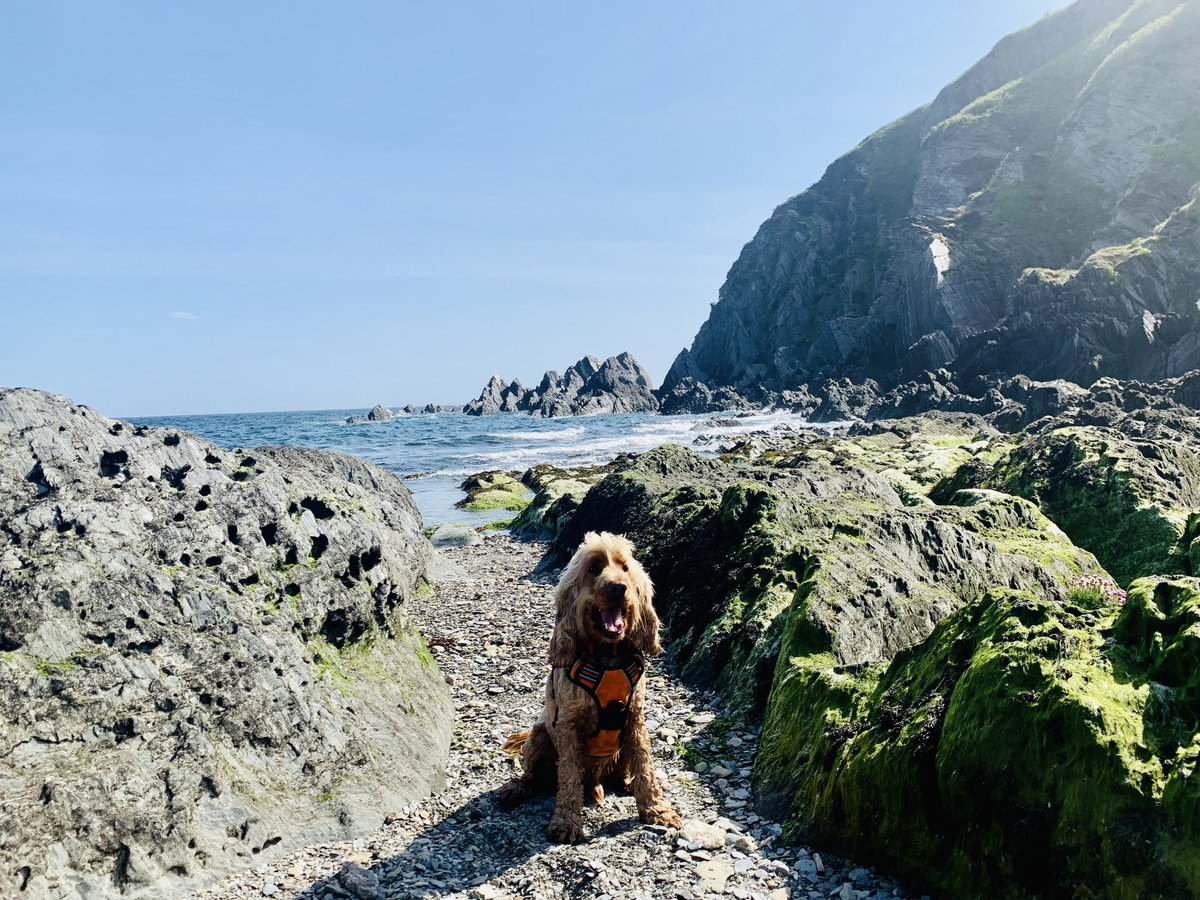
xmin=622 ymin=564 xmax=628 ymax=572
xmin=589 ymin=564 xmax=601 ymax=575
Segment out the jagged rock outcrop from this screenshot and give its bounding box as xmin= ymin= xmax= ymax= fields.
xmin=0 ymin=389 xmax=451 ymax=898
xmin=464 ymin=353 xmax=659 ymax=417
xmin=664 ymin=0 xmax=1200 ymax=408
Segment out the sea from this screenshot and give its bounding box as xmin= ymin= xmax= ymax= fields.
xmin=128 ymin=408 xmax=813 ymax=528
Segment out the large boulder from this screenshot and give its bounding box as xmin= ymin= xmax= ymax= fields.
xmin=541 ymin=436 xmax=1200 ymax=895
xmin=932 ymin=414 xmax=1200 ymax=585
xmin=0 ymin=389 xmax=451 ymax=898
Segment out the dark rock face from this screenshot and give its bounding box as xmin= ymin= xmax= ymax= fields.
xmin=664 ymin=0 xmax=1200 ymax=405
xmin=0 ymin=389 xmax=451 ymax=898
xmin=464 ymin=353 xmax=660 ymax=417
xmin=656 ymin=377 xmax=750 ymax=415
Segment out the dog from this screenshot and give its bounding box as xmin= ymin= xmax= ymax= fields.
xmin=498 ymin=531 xmax=682 ymax=843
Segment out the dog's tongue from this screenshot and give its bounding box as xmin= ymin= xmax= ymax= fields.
xmin=601 ymin=607 xmax=625 ymax=635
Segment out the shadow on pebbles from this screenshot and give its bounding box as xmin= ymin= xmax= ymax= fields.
xmin=197 ymin=535 xmax=911 ymax=900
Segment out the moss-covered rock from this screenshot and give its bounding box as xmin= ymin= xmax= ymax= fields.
xmin=757 ymin=578 xmax=1200 ymax=898
xmin=548 ymin=444 xmax=1098 ymax=714
xmin=544 ymin=424 xmax=1200 ymax=896
xmin=543 ymin=435 xmax=1200 ymax=896
xmin=509 ymin=462 xmax=618 ymax=541
xmin=933 ymin=422 xmax=1200 ymax=585
xmin=456 ymin=470 xmax=531 ymax=512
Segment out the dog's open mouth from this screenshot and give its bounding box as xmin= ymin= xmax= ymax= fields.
xmin=596 ymin=605 xmax=625 ymax=637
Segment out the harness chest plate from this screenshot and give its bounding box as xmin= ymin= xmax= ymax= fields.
xmin=566 ymin=650 xmax=645 ymax=759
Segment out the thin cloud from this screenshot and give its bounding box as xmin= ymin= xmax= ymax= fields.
xmin=170 ymin=311 xmax=200 ymax=320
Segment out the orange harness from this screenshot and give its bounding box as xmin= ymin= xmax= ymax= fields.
xmin=565 ymin=647 xmax=645 ymax=759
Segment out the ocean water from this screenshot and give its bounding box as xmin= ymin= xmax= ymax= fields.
xmin=129 ymin=408 xmax=813 ymax=528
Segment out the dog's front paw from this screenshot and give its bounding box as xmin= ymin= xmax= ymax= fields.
xmin=640 ymin=804 xmax=682 ymax=830
xmin=546 ymin=817 xmax=585 ymax=844
xmin=497 ymin=777 xmax=530 ymax=811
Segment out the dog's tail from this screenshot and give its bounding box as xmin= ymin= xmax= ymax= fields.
xmin=502 ymin=730 xmax=530 ymax=756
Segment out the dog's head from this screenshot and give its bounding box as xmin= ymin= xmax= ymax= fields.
xmin=549 ymin=531 xmax=660 ymax=666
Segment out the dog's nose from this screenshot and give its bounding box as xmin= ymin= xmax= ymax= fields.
xmin=608 ymin=582 xmax=627 ymax=600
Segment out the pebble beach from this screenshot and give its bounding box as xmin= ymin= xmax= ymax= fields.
xmin=197 ymin=535 xmax=907 ymax=900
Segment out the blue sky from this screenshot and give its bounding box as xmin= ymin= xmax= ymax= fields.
xmin=2 ymin=1 xmax=1065 ymax=416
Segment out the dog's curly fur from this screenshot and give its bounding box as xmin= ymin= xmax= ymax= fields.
xmin=498 ymin=531 xmax=681 ymax=843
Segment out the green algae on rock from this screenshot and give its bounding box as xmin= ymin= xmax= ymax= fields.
xmin=757 ymin=578 xmax=1200 ymax=899
xmin=933 ymin=420 xmax=1200 ymax=585
xmin=547 ymin=444 xmax=1099 ymax=715
xmin=540 ymin=431 xmax=1200 ymax=897
xmin=456 ymin=470 xmax=532 ymax=512
xmin=509 ymin=461 xmax=619 ymax=541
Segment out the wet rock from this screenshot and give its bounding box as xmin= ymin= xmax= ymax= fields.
xmin=345 ymin=404 xmax=393 ymax=424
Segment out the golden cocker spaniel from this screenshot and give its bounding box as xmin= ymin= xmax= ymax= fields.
xmin=499 ymin=531 xmax=681 ymax=843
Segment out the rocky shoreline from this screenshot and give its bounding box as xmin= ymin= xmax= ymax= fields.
xmin=5 ymin=381 xmax=1200 ymax=898
xmin=197 ymin=536 xmax=909 ymax=900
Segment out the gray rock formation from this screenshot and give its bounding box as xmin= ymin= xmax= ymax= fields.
xmin=0 ymin=388 xmax=451 ymax=898
xmin=662 ymin=0 xmax=1200 ymax=406
xmin=344 ymin=404 xmax=393 ymax=424
xmin=464 ymin=352 xmax=660 ymax=416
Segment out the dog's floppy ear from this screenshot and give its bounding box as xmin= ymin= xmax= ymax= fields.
xmin=549 ymin=540 xmax=591 ymax=667
xmin=626 ymin=559 xmax=662 ymax=657
xmin=549 ymin=584 xmax=581 ymax=667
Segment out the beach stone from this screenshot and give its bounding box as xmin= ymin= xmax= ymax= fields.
xmin=427 ymin=523 xmax=482 ymax=549
xmin=695 ymin=859 xmax=734 ymax=895
xmin=337 ymin=862 xmax=380 ymax=899
xmin=795 ymin=859 xmax=818 ymax=881
xmin=680 ymin=819 xmax=727 ymax=851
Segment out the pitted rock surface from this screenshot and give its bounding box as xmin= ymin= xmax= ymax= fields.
xmin=0 ymin=388 xmax=451 ymax=898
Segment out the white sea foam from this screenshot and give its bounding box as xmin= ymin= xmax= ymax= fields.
xmin=484 ymin=426 xmax=588 ymax=441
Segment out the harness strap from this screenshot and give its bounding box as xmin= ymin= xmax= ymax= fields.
xmin=564 ymin=649 xmax=645 ymax=759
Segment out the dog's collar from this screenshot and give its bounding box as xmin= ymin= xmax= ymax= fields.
xmin=582 ymin=640 xmax=636 ymax=668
